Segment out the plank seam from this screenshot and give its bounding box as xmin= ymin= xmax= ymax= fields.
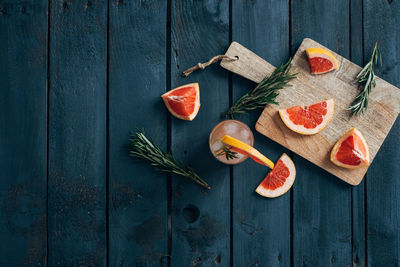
xmin=46 ymin=0 xmax=51 ymax=266
xmin=361 ymin=1 xmax=368 ymax=265
xmin=349 ymin=2 xmax=354 ymax=265
xmin=349 ymin=0 xmax=352 ymax=60
xmin=166 ymin=0 xmax=172 ymax=266
xmin=288 ymin=1 xmax=294 ymax=266
xmin=106 ymin=0 xmax=110 ymax=266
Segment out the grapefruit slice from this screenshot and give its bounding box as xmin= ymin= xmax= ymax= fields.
xmin=255 ymin=153 xmax=296 ymax=198
xmin=306 ymin=48 xmax=339 ymax=74
xmin=331 ymin=128 xmax=370 ymax=169
xmin=221 ymin=135 xmax=274 ymax=169
xmin=161 ymin=83 xmax=200 ymax=121
xmin=279 ymin=99 xmax=334 ymax=135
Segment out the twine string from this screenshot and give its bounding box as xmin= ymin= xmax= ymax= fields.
xmin=182 ymin=55 xmax=238 ymax=77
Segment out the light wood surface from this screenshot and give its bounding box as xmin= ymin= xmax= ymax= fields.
xmin=221 ymin=39 xmax=400 ymax=185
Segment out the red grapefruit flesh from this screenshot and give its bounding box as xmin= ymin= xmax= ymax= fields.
xmin=279 ymin=99 xmax=334 ymax=135
xmin=331 ymin=128 xmax=370 ymax=169
xmin=161 ymin=83 xmax=200 ymax=121
xmin=306 ymin=48 xmax=339 ymax=74
xmin=255 ymin=153 xmax=296 ymax=198
xmin=308 ymin=57 xmax=333 ymax=73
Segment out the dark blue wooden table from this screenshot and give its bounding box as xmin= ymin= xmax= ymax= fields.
xmin=1 ymin=1 xmax=399 ymax=266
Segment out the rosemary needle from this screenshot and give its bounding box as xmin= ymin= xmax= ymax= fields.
xmin=130 ymin=131 xmax=210 ymax=189
xmin=347 ymin=42 xmax=382 ymax=116
xmin=224 ymin=58 xmax=297 ymax=118
xmin=215 ymin=145 xmax=238 ymax=161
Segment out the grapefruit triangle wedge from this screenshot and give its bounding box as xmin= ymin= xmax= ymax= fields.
xmin=161 ymin=83 xmax=200 ymax=121
xmin=331 ymin=128 xmax=370 ymax=169
xmin=306 ymin=47 xmax=339 ymax=74
xmin=221 ymin=135 xmax=274 ymax=169
xmin=255 ymin=153 xmax=296 ymax=198
xmin=279 ymin=99 xmax=334 ymax=135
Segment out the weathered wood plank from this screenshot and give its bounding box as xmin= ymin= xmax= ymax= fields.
xmin=221 ymin=42 xmax=275 ymax=83
xmin=350 ymin=0 xmax=366 ymax=265
xmin=364 ymin=0 xmax=400 ymax=265
xmin=108 ymin=0 xmax=168 ymax=266
xmin=170 ymin=0 xmax=230 ymax=266
xmin=0 ymin=1 xmax=47 ymax=265
xmin=291 ymin=0 xmax=352 ymax=265
xmin=231 ymin=1 xmax=291 ymax=266
xmin=48 ymin=0 xmax=107 ymax=265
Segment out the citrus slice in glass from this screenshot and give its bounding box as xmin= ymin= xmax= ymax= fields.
xmin=221 ymin=135 xmax=274 ymax=169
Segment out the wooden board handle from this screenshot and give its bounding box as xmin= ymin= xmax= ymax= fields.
xmin=220 ymin=42 xmax=276 ymax=83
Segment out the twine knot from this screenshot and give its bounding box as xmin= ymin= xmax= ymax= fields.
xmin=182 ymin=55 xmax=238 ymax=77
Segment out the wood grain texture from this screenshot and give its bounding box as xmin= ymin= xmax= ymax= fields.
xmin=48 ymin=0 xmax=107 ymax=265
xmin=364 ymin=1 xmax=400 ymax=265
xmin=170 ymin=1 xmax=230 ymax=266
xmin=221 ymin=42 xmax=275 ymax=84
xmin=223 ymin=38 xmax=400 ymax=186
xmin=290 ymin=1 xmax=352 ymax=265
xmin=0 ymin=1 xmax=47 ymax=265
xmin=108 ymin=1 xmax=168 ymax=266
xmin=231 ymin=1 xmax=291 ymax=266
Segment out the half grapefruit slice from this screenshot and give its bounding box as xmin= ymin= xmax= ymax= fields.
xmin=279 ymin=99 xmax=334 ymax=135
xmin=221 ymin=135 xmax=275 ymax=169
xmin=255 ymin=153 xmax=296 ymax=198
xmin=331 ymin=128 xmax=370 ymax=169
xmin=306 ymin=47 xmax=339 ymax=74
xmin=161 ymin=83 xmax=200 ymax=121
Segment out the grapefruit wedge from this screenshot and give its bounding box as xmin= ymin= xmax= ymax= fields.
xmin=279 ymin=99 xmax=334 ymax=135
xmin=221 ymin=135 xmax=275 ymax=169
xmin=331 ymin=128 xmax=370 ymax=169
xmin=306 ymin=47 xmax=339 ymax=74
xmin=161 ymin=83 xmax=200 ymax=121
xmin=255 ymin=153 xmax=296 ymax=198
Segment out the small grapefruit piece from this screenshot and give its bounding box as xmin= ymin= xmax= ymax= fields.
xmin=306 ymin=47 xmax=339 ymax=74
xmin=221 ymin=135 xmax=275 ymax=169
xmin=255 ymin=153 xmax=296 ymax=198
xmin=161 ymin=83 xmax=200 ymax=121
xmin=279 ymin=99 xmax=334 ymax=135
xmin=331 ymin=128 xmax=370 ymax=169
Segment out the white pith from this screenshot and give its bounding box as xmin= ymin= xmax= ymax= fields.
xmin=255 ymin=153 xmax=296 ymax=198
xmin=279 ymin=99 xmax=334 ymax=135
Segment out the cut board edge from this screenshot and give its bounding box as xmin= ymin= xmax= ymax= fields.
xmin=226 ymin=37 xmax=400 ymax=185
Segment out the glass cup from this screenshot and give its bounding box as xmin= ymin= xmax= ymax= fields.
xmin=209 ymin=120 xmax=254 ymax=165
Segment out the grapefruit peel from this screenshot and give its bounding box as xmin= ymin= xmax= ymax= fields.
xmin=306 ymin=47 xmax=339 ymax=74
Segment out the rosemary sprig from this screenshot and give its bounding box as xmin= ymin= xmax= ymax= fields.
xmin=347 ymin=42 xmax=382 ymax=116
xmin=224 ymin=58 xmax=297 ymax=118
xmin=215 ymin=145 xmax=238 ymax=161
xmin=130 ymin=131 xmax=210 ymax=189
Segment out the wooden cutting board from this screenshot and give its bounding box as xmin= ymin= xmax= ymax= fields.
xmin=221 ymin=38 xmax=400 ymax=185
